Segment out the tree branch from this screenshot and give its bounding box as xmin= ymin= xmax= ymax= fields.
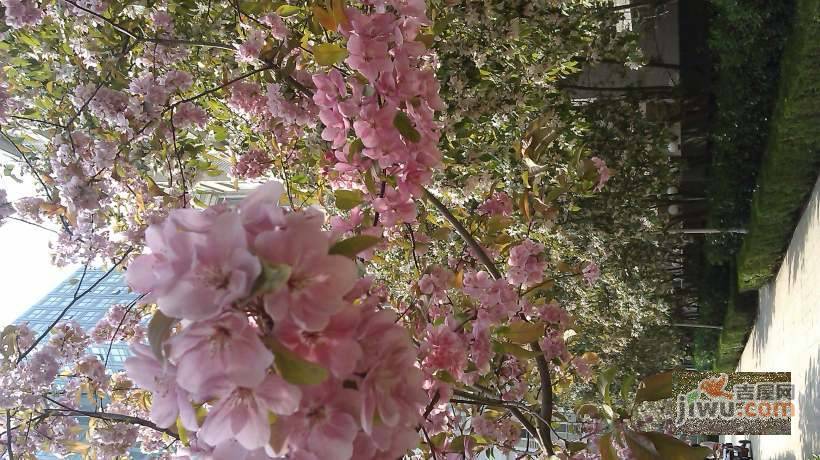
xmin=17 ymin=248 xmax=134 ymax=363
xmin=62 ymin=0 xmax=232 ymax=50
xmin=421 ymin=187 xmax=502 ymax=280
xmin=532 ymin=342 xmax=555 ymax=456
xmin=5 ymin=411 xmax=13 ymax=460
xmin=422 ymin=190 xmax=555 ymax=455
xmin=42 ymin=397 xmax=178 ymax=440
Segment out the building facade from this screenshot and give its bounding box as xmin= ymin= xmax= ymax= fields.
xmin=14 ymin=267 xmax=139 ymax=371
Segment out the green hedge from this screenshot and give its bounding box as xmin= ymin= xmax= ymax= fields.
xmin=714 ymin=281 xmax=757 ymax=371
xmin=737 ymin=0 xmax=820 ymax=290
xmin=703 ymin=0 xmax=796 ymax=265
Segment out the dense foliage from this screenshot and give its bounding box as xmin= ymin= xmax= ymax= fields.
xmin=0 ymin=0 xmax=707 ymax=459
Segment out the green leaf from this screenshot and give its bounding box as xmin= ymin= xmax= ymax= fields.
xmin=598 ymin=433 xmax=618 ymax=460
xmin=497 ymin=321 xmax=545 ymax=344
xmin=393 ymin=111 xmax=421 ymax=143
xmin=597 ymin=367 xmax=617 ymax=402
xmin=492 ymin=341 xmax=541 ymax=359
xmin=176 ymin=417 xmax=189 ymax=446
xmin=329 ymin=235 xmax=380 ymax=258
xmin=448 ymin=435 xmax=473 ymax=453
xmin=601 ymin=403 xmax=615 ymax=420
xmin=641 ymin=432 xmax=714 ymax=460
xmin=265 ymin=338 xmax=329 ymax=385
xmin=276 ymin=4 xmax=302 ymax=16
xmin=212 ymin=125 xmax=227 ymax=142
xmin=576 ymin=403 xmax=600 ymax=419
xmin=147 ymin=310 xmax=177 ymax=361
xmin=623 ymin=430 xmax=659 ymax=460
xmin=313 ymin=43 xmax=348 ymax=66
xmin=249 ymin=263 xmax=292 ymax=298
xmin=334 ymin=189 xmax=363 ymax=211
xmin=433 ymin=370 xmax=456 ymax=384
xmin=566 ymin=441 xmax=588 ymax=455
xmin=621 ymin=374 xmax=636 ymax=401
xmin=635 ymin=371 xmax=674 ymax=404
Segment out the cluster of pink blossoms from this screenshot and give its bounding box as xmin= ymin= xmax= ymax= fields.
xmin=0 ymin=188 xmax=13 ymax=226
xmin=312 ymin=0 xmax=444 ymax=227
xmin=231 ymin=148 xmax=273 ymax=180
xmin=590 ymin=156 xmax=611 ymax=192
xmin=507 ymin=238 xmax=547 ymax=287
xmin=124 ymin=181 xmax=426 ymax=459
xmin=0 ymin=0 xmax=43 ymax=29
xmin=477 ymin=191 xmax=513 ymax=216
xmin=88 ymin=303 xmax=147 ymax=345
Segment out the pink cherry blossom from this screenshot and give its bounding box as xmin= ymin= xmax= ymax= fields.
xmin=168 ymin=313 xmax=273 ymax=396
xmin=539 ymin=329 xmax=567 ymax=362
xmin=261 ymin=13 xmax=289 ymax=40
xmin=372 ymin=185 xmax=416 ymax=227
xmin=478 ymin=191 xmax=513 ymax=216
xmin=591 ymin=156 xmax=611 ymax=191
xmin=198 ymin=374 xmax=301 ymax=450
xmin=507 ymin=239 xmax=546 ymax=287
xmin=537 ymin=300 xmax=571 ymax=329
xmin=254 ymin=213 xmax=358 ymax=331
xmin=346 ymin=35 xmax=394 ymax=82
xmin=269 ymin=382 xmax=360 ymax=460
xmin=173 ymin=102 xmax=208 ymax=128
xmin=228 ymin=81 xmax=267 ymax=117
xmin=232 ymin=148 xmax=271 ymax=180
xmin=582 ymin=261 xmax=601 ymax=286
xmin=12 ymin=196 xmax=44 ymax=223
xmin=421 ymin=321 xmax=467 ymax=378
xmin=149 ymin=10 xmax=174 ymax=32
xmin=124 ymin=343 xmax=198 ymax=430
xmin=126 ymin=209 xmax=261 ymax=320
xmin=238 ymin=181 xmax=286 ymax=235
xmin=236 ymin=30 xmax=266 ymax=63
xmin=161 ymin=70 xmax=194 ymax=92
xmin=1 ymin=0 xmax=43 ymax=28
xmin=275 ymin=307 xmax=363 ymax=379
xmin=356 ymin=308 xmax=426 ymax=434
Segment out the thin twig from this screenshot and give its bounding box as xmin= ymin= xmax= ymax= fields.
xmin=422 ymin=187 xmax=501 ymax=279
xmin=10 ymin=116 xmax=66 ymax=129
xmin=5 ymin=411 xmax=13 ymax=460
xmin=62 ymin=0 xmax=232 ymax=50
xmin=5 ymin=216 xmax=59 ymax=234
xmin=73 ymin=263 xmax=89 ymax=300
xmin=17 ymin=248 xmax=134 ymax=363
xmin=532 ymin=342 xmax=555 ymax=456
xmin=103 ymin=295 xmax=145 ymax=368
xmin=169 ymin=109 xmax=188 ymax=206
xmin=421 ymin=425 xmax=438 ymax=460
xmin=42 ymin=396 xmax=178 ymax=440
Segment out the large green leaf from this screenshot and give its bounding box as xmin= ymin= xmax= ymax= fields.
xmin=393 ymin=111 xmax=421 ymax=142
xmin=635 ymin=371 xmax=674 ymax=404
xmin=313 ymin=43 xmax=348 ymax=66
xmin=492 ymin=341 xmax=541 ymax=359
xmin=623 ymin=430 xmax=659 ymax=460
xmin=497 ymin=321 xmax=545 ymax=344
xmin=334 ymin=189 xmax=363 ymax=211
xmin=147 ymin=310 xmax=177 ymax=361
xmin=598 ymin=432 xmax=618 ymax=460
xmin=329 ymin=235 xmax=380 ymax=258
xmin=249 ymin=263 xmax=292 ymax=298
xmin=641 ymin=432 xmax=714 ymax=460
xmin=265 ymin=339 xmax=329 ymax=385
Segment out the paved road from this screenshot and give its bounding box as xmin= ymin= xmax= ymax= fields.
xmin=723 ymin=177 xmax=820 ymax=460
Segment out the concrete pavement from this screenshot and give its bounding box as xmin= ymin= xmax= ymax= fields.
xmin=722 ymin=176 xmax=820 ymax=460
